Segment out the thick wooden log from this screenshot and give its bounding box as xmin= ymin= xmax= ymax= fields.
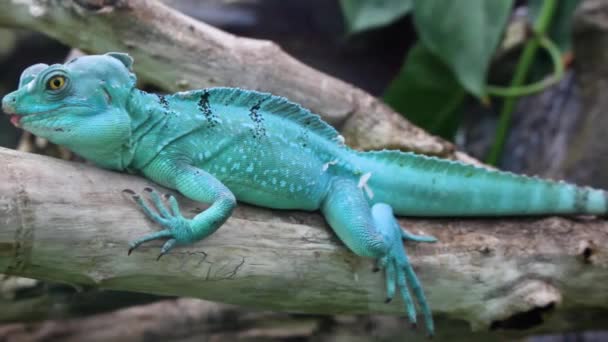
xmin=0 ymin=0 xmax=452 ymax=156
xmin=0 ymin=299 xmax=322 ymax=342
xmin=0 ymin=147 xmax=607 ymax=335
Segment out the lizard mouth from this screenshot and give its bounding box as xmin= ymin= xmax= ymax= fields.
xmin=9 ymin=115 xmax=21 ymax=127
xmin=7 ymin=105 xmax=81 ymax=127
xmin=2 ymin=107 xmax=22 ymax=127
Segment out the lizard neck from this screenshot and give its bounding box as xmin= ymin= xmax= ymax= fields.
xmin=65 ymin=99 xmax=135 ymax=172
xmin=126 ymin=89 xmax=167 ymax=142
xmin=124 ymin=89 xmax=172 ymax=171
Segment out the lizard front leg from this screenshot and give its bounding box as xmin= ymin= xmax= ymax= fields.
xmin=127 ymin=160 xmax=236 ymax=259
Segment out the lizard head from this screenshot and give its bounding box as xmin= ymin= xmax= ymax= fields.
xmin=1 ymin=52 xmax=137 ymax=170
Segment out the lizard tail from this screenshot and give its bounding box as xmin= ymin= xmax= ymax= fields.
xmin=353 ymin=150 xmax=607 ymax=217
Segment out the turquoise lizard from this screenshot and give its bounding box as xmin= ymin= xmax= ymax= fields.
xmin=2 ymin=53 xmax=606 ymax=336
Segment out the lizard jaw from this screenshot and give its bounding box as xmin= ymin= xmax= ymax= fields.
xmin=4 ymin=105 xmax=78 ymax=128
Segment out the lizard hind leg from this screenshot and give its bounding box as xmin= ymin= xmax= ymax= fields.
xmin=320 ymin=179 xmax=436 ymax=336
xmin=371 ymin=203 xmax=436 ymax=336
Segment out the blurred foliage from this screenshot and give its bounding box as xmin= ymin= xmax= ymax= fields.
xmin=412 ymin=0 xmax=513 ymax=98
xmin=339 ymin=0 xmax=412 ymax=34
xmin=384 ymin=44 xmax=465 ymax=139
xmin=528 ymin=0 xmax=579 ymax=82
xmin=340 ymin=0 xmax=580 ymax=163
xmin=529 ymin=0 xmax=579 ymax=54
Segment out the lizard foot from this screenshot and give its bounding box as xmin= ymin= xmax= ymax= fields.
xmin=372 ymin=203 xmax=437 ymax=337
xmin=379 ymin=228 xmax=436 ymax=336
xmin=124 ymin=188 xmax=192 ymax=259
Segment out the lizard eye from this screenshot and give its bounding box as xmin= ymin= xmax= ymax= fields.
xmin=47 ymin=75 xmax=66 ymax=91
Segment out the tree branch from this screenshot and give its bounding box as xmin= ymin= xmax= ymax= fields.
xmin=0 ymin=0 xmax=452 ymax=156
xmin=1 ymin=147 xmax=608 ymax=335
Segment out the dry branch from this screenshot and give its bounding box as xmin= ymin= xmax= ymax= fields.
xmin=1 ymin=147 xmax=608 ymax=336
xmin=0 ymin=0 xmax=452 ymax=156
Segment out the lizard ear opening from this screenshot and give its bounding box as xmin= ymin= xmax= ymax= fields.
xmin=105 ymin=52 xmax=134 ymax=72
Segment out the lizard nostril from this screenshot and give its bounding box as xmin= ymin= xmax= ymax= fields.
xmin=2 ymin=95 xmax=16 ymax=113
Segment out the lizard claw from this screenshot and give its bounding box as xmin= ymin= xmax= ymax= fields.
xmin=126 ymin=188 xmax=187 ymax=258
xmin=156 ymin=239 xmax=177 ymax=260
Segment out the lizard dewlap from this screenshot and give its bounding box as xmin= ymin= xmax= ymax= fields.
xmin=3 ymin=53 xmax=607 ymax=336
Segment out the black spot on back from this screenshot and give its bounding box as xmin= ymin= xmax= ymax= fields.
xmin=249 ymin=98 xmax=268 ymax=139
xmin=156 ymin=94 xmax=169 ymax=110
xmin=297 ymin=128 xmax=309 ymax=148
xmin=198 ymin=90 xmax=217 ymax=127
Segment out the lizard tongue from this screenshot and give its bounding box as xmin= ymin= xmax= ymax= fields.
xmin=9 ymin=115 xmax=21 ymax=127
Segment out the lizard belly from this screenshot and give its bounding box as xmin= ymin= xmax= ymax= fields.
xmin=199 ymin=149 xmax=330 ymax=211
xmin=229 ymin=184 xmax=323 ymax=210
xmin=213 ymin=168 xmax=328 ymax=211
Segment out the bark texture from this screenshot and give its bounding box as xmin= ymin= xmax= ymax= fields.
xmin=0 ymin=147 xmax=607 ymax=337
xmin=0 ymin=0 xmax=452 ymax=156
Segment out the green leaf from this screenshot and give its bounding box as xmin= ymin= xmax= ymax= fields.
xmin=340 ymin=0 xmax=412 ymax=34
xmin=384 ymin=43 xmax=466 ymax=140
xmin=529 ymin=0 xmax=579 ymax=53
xmin=412 ymin=0 xmax=514 ymax=97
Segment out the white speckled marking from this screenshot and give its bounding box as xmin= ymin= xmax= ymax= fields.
xmin=358 ymin=172 xmax=374 ymax=199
